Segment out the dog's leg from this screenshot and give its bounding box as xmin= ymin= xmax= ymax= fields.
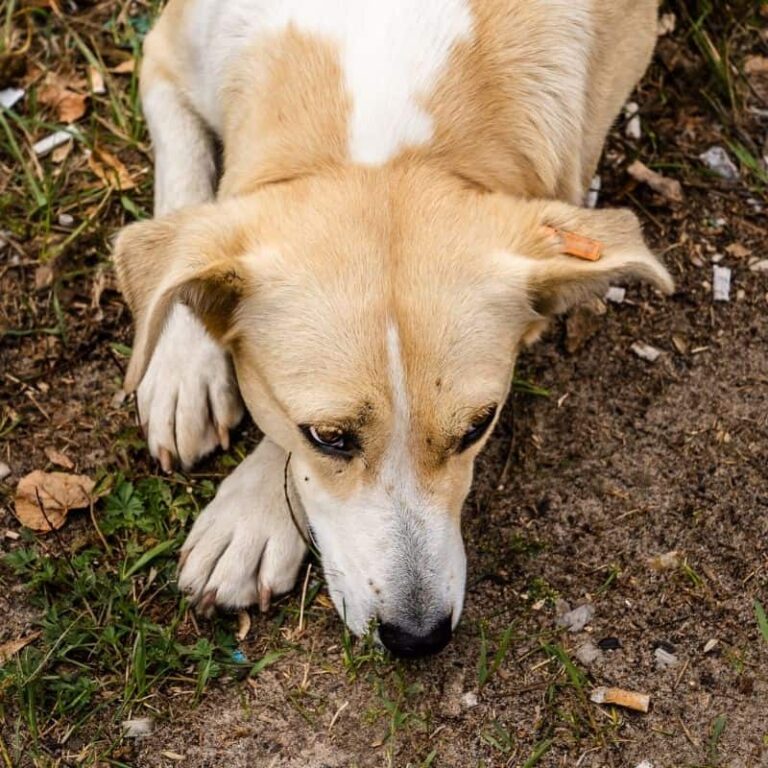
xmin=136 ymin=70 xmax=243 ymax=470
xmin=178 ymin=438 xmax=308 ymax=612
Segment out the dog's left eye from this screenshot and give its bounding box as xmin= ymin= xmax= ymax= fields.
xmin=301 ymin=425 xmax=358 ymax=458
xmin=458 ymin=406 xmax=497 ymax=452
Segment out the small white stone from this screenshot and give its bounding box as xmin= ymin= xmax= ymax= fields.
xmin=703 ymin=638 xmax=719 ymax=654
xmin=736 ymin=289 xmax=746 ymax=301
xmin=58 ymin=213 xmax=75 ymax=227
xmin=461 ymin=692 xmax=478 ymax=709
xmin=657 ymin=11 xmax=676 ymax=35
xmin=654 ymin=647 xmax=679 ymax=669
xmin=605 ymin=286 xmax=626 ymax=304
xmin=749 ymin=259 xmax=768 ymax=273
xmin=625 ymin=115 xmax=641 ymax=140
xmin=575 ymin=641 xmax=600 ymax=665
xmin=710 ymin=253 xmax=724 ymax=263
xmin=557 ymin=603 xmax=595 ymax=633
xmin=0 ymin=462 xmax=10 ymax=482
xmin=635 ymin=761 xmax=654 ymax=768
xmin=631 ymin=342 xmax=662 ymax=363
xmin=712 ymin=266 xmax=731 ymax=302
xmin=699 ymin=146 xmax=739 ymax=181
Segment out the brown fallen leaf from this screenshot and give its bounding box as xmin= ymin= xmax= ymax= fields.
xmin=628 ymin=160 xmax=683 ymax=203
xmin=37 ymin=81 xmax=88 ymax=123
xmin=745 ymin=55 xmax=768 ymax=102
xmin=725 ymin=242 xmax=750 ymax=259
xmin=0 ymin=632 xmax=41 ymax=664
xmin=88 ymin=147 xmax=136 ymax=191
xmin=34 ymin=263 xmax=54 ymax=290
xmin=15 ymin=470 xmax=96 ymax=532
xmin=44 ymin=447 xmax=74 ymax=470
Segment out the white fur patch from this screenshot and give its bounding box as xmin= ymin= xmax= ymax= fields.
xmin=187 ymin=0 xmax=473 ymax=164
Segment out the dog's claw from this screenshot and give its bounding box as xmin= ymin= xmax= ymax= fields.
xmin=178 ymin=549 xmax=190 ymax=573
xmin=158 ymin=446 xmax=173 ymax=473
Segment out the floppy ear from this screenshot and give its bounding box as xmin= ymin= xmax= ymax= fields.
xmin=518 ymin=200 xmax=674 ymax=318
xmin=113 ymin=204 xmax=252 ymax=392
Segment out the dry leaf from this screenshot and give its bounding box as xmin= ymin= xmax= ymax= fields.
xmin=34 ymin=263 xmax=54 ymax=290
xmin=725 ymin=242 xmax=750 ymax=259
xmin=44 ymin=447 xmax=74 ymax=470
xmin=0 ymin=632 xmax=41 ymax=664
xmin=110 ymin=59 xmax=135 ymax=74
xmin=745 ymin=55 xmax=768 ymax=102
xmin=88 ymin=148 xmax=136 ymax=190
xmin=51 ymin=138 xmax=74 ymax=163
xmin=628 ymin=160 xmax=683 ymax=203
xmin=15 ymin=470 xmax=96 ymax=532
xmin=38 ymin=82 xmax=87 ymax=123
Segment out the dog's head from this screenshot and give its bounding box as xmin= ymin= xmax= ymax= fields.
xmin=115 ymin=166 xmax=672 ymax=656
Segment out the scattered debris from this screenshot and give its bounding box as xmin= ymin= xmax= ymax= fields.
xmin=0 ymin=462 xmax=10 ymax=481
xmin=749 ymin=259 xmax=768 ymax=273
xmin=590 ymin=686 xmax=650 ymax=713
xmin=87 ymin=147 xmax=136 ymax=191
xmin=703 ymin=639 xmax=719 ymax=654
xmin=58 ymin=213 xmax=75 ymax=227
xmin=14 ymin=470 xmax=96 ymax=532
xmin=0 ymin=87 xmax=24 ymax=109
xmin=654 ymin=646 xmax=679 ymax=669
xmin=699 ymin=146 xmax=739 ymax=181
xmin=624 ymin=102 xmax=641 ymax=140
xmin=631 ymin=342 xmax=662 ymax=363
xmin=575 ymin=641 xmax=600 ymax=665
xmin=236 ymin=610 xmax=251 ymax=641
xmin=122 ymin=718 xmax=153 ymax=739
xmin=628 ymin=160 xmax=683 ymax=202
xmin=0 ymin=632 xmax=41 ymax=663
xmin=35 ymin=263 xmax=54 ymax=291
xmin=110 ymin=58 xmax=136 ymax=74
xmin=566 ymin=301 xmax=605 ymax=353
xmin=597 ymin=637 xmax=621 ymax=651
xmin=461 ymin=692 xmax=478 ymax=709
xmin=736 ymin=288 xmax=746 ymax=301
xmin=605 ymin=286 xmax=626 ymax=304
xmin=711 ymin=252 xmax=724 ymax=264
xmin=32 ymin=129 xmax=78 ymax=157
xmin=4 ymin=530 xmax=20 ymax=540
xmin=557 ymin=603 xmax=595 ymax=633
xmin=585 ymin=175 xmax=601 ymax=209
xmin=44 ymin=447 xmax=75 ymax=470
xmin=712 ymin=266 xmax=731 ymax=302
xmin=725 ymin=242 xmax=750 ymax=259
xmin=648 ymin=550 xmax=683 ymax=571
xmin=635 ymin=761 xmax=654 ymax=768
xmin=657 ymin=12 xmax=676 ymax=36
xmin=744 ymin=55 xmax=768 ymax=102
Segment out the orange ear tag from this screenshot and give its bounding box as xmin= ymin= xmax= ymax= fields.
xmin=542 ymin=226 xmax=603 ymax=261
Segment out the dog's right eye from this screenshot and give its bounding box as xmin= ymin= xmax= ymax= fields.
xmin=300 ymin=425 xmax=358 ymax=458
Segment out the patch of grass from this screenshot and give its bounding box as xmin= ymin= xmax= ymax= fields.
xmin=0 ymin=474 xmax=251 ymax=764
xmin=755 ymin=599 xmax=768 ymax=646
xmin=708 ymin=714 xmax=727 ymax=766
xmin=477 ymin=621 xmax=515 ymax=689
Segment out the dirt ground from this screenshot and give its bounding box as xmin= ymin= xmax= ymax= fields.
xmin=1 ymin=2 xmax=767 ymax=767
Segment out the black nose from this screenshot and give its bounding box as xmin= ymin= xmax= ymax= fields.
xmin=379 ymin=615 xmax=453 ymax=658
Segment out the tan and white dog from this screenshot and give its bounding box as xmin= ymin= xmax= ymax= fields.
xmin=115 ymin=0 xmax=672 ymax=657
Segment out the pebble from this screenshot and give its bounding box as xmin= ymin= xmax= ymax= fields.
xmin=631 ymin=342 xmax=662 ymax=363
xmin=58 ymin=213 xmax=75 ymax=227
xmin=624 ymin=102 xmax=641 ymax=140
xmin=557 ymin=603 xmax=595 ymax=633
xmin=703 ymin=638 xmax=719 ymax=654
xmin=712 ymin=265 xmax=731 ymax=302
xmin=461 ymin=692 xmax=478 ymax=709
xmin=575 ymin=641 xmax=600 ymax=665
xmin=605 ymin=286 xmax=626 ymax=304
xmin=699 ymin=145 xmax=740 ymax=181
xmin=749 ymin=259 xmax=768 ymax=273
xmin=654 ymin=647 xmax=679 ymax=669
xmin=0 ymin=462 xmax=10 ymax=482
xmin=635 ymin=761 xmax=654 ymax=768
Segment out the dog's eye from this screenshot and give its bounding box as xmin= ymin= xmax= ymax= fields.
xmin=301 ymin=425 xmax=358 ymax=458
xmin=458 ymin=406 xmax=497 ymax=452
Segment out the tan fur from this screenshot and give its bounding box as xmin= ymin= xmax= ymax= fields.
xmin=114 ymin=0 xmax=672 ymax=630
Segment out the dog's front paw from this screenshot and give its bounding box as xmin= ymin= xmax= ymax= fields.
xmin=178 ymin=440 xmax=307 ymax=614
xmin=137 ymin=303 xmax=244 ymax=470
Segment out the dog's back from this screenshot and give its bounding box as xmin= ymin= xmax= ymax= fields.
xmin=144 ymin=0 xmax=658 ymax=201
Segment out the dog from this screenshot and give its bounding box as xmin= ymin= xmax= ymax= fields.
xmin=114 ymin=0 xmax=672 ymax=658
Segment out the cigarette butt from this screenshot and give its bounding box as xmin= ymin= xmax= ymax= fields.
xmin=590 ymin=686 xmax=650 ymax=713
xmin=542 ymin=226 xmax=603 ymax=261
